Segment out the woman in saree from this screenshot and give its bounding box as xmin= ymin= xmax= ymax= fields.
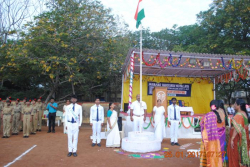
xmin=227 ymin=98 xmax=250 ymax=167
xmin=200 ymin=100 xmax=226 ymax=167
xmin=152 ymin=99 xmax=166 ymax=142
xmin=106 ymin=102 xmax=120 ymax=148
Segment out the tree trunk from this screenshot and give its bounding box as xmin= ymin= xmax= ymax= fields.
xmin=71 ymin=82 xmax=75 ymax=95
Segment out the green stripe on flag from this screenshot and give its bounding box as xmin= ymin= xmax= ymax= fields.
xmin=136 ymin=9 xmax=145 ymax=28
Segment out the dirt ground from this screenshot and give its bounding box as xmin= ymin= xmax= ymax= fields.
xmin=0 ymin=124 xmax=200 ymax=167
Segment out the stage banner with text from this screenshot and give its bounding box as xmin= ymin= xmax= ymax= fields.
xmin=148 ymin=82 xmax=192 ymax=97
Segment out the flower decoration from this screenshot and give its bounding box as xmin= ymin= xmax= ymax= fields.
xmin=211 ymin=105 xmax=216 ymax=110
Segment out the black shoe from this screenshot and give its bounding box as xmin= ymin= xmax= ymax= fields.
xmin=73 ymin=152 xmax=77 ymax=157
xmin=47 ymin=131 xmax=51 ymax=133
xmin=39 ymin=130 xmax=41 ymax=132
xmin=171 ymin=142 xmax=175 ymax=146
xmin=36 ymin=129 xmax=38 ymax=131
xmin=31 ymin=133 xmax=35 ymax=135
xmin=175 ymin=143 xmax=181 ymax=146
xmin=97 ymin=143 xmax=101 ymax=147
xmin=12 ymin=133 xmax=15 ymax=135
xmin=92 ymin=143 xmax=96 ymax=147
xmin=67 ymin=152 xmax=72 ymax=157
xmin=2 ymin=136 xmax=5 ymax=138
xmin=25 ymin=136 xmax=28 ymax=138
xmin=20 ymin=130 xmax=23 ymax=132
xmin=6 ymin=136 xmax=9 ymax=138
xmin=52 ymin=130 xmax=55 ymax=133
xmin=23 ymin=136 xmax=26 ymax=138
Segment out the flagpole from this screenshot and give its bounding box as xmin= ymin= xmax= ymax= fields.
xmin=140 ymin=24 xmax=142 ymax=106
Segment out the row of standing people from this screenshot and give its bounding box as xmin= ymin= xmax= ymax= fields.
xmin=0 ymin=97 xmax=58 ymax=138
xmin=63 ymin=95 xmax=120 ymax=157
xmin=130 ymin=94 xmax=181 ymax=146
xmin=200 ymin=98 xmax=250 ymax=167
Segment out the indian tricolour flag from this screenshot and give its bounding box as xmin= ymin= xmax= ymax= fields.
xmin=134 ymin=0 xmax=145 ymax=29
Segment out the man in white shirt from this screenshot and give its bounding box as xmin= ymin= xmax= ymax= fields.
xmin=130 ymin=94 xmax=147 ymax=132
xmin=227 ymin=105 xmax=235 ymax=115
xmin=90 ymin=98 xmax=104 ymax=147
xmin=65 ymin=95 xmax=82 ymax=157
xmin=168 ymin=98 xmax=181 ymax=146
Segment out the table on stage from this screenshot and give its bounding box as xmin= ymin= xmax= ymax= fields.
xmin=180 ymin=107 xmax=194 ymax=116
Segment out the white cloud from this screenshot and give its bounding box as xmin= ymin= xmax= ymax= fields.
xmin=100 ymin=0 xmax=213 ymax=32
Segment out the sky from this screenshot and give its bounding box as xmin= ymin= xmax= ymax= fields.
xmin=100 ymin=0 xmax=213 ymax=32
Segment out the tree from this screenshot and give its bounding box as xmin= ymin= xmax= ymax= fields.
xmin=4 ymin=0 xmax=129 ymax=102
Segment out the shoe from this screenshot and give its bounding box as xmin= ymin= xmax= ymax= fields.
xmin=23 ymin=136 xmax=26 ymax=138
xmin=6 ymin=136 xmax=9 ymax=138
xmin=47 ymin=131 xmax=51 ymax=133
xmin=20 ymin=130 xmax=23 ymax=132
xmin=92 ymin=143 xmax=96 ymax=147
xmin=73 ymin=152 xmax=77 ymax=157
xmin=2 ymin=136 xmax=5 ymax=138
xmin=97 ymin=143 xmax=101 ymax=147
xmin=67 ymin=152 xmax=72 ymax=157
xmin=12 ymin=133 xmax=15 ymax=135
xmin=26 ymin=136 xmax=29 ymax=138
xmin=39 ymin=130 xmax=41 ymax=132
xmin=31 ymin=133 xmax=35 ymax=135
xmin=171 ymin=142 xmax=175 ymax=146
xmin=36 ymin=129 xmax=38 ymax=131
xmin=175 ymin=143 xmax=181 ymax=146
xmin=52 ymin=130 xmax=55 ymax=133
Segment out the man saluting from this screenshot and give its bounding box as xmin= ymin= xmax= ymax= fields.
xmin=65 ymin=95 xmax=82 ymax=157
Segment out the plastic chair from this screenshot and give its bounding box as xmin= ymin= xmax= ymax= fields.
xmin=56 ymin=111 xmax=63 ymax=126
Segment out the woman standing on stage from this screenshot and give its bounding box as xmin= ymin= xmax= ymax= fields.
xmin=153 ymin=99 xmax=166 ymax=142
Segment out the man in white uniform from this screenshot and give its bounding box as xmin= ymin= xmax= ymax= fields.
xmin=130 ymin=94 xmax=147 ymax=132
xmin=90 ymin=98 xmax=104 ymax=147
xmin=168 ymin=98 xmax=181 ymax=146
xmin=65 ymin=95 xmax=82 ymax=157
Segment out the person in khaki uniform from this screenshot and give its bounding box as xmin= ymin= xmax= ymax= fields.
xmin=20 ymin=98 xmax=27 ymax=131
xmin=1 ymin=100 xmax=14 ymax=138
xmin=36 ymin=98 xmax=43 ymax=132
xmin=30 ymin=99 xmax=38 ymax=135
xmin=12 ymin=99 xmax=22 ymax=135
xmin=22 ymin=101 xmax=32 ymax=138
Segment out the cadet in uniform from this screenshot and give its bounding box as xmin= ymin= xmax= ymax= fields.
xmin=20 ymin=98 xmax=26 ymax=131
xmin=36 ymin=97 xmax=43 ymax=132
xmin=12 ymin=99 xmax=22 ymax=135
xmin=22 ymin=100 xmax=32 ymax=138
xmin=30 ymin=99 xmax=38 ymax=135
xmin=2 ymin=100 xmax=14 ymax=138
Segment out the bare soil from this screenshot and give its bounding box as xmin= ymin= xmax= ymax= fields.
xmin=0 ymin=124 xmax=200 ymax=167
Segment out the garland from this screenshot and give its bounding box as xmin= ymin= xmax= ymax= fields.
xmin=188 ymin=117 xmax=201 ymax=128
xmin=143 ymin=116 xmax=153 ymax=129
xmin=157 ymin=53 xmax=170 ymax=68
xmin=169 ymin=54 xmax=182 ymax=67
xmin=142 ymin=52 xmax=160 ymax=66
xmin=221 ymin=57 xmax=232 ymax=70
xmin=232 ymin=58 xmax=243 ymax=70
xmin=182 ymin=117 xmax=192 ymax=129
xmin=143 ymin=117 xmax=201 ymax=129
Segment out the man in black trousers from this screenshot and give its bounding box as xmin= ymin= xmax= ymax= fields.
xmin=46 ymin=98 xmax=58 ymax=133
